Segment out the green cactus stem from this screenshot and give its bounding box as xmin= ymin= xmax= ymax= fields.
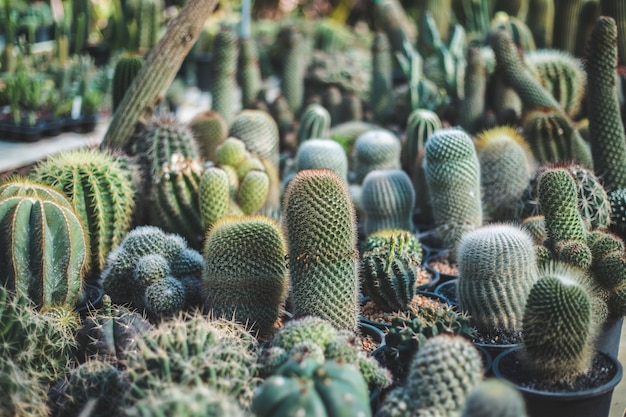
xmin=112 ymin=54 xmax=144 ymax=113
xmin=552 ymin=0 xmax=583 ymax=53
xmin=353 ymin=129 xmax=402 ymax=184
xmin=526 ymin=0 xmax=554 ymax=48
xmin=187 ymin=110 xmax=228 ymax=163
xmin=211 ymin=26 xmax=239 ymax=125
xmin=239 ymin=37 xmax=263 ymax=109
xmin=296 ymin=103 xmax=332 ymax=146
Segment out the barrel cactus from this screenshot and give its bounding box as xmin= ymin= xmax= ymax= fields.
xmin=460 ymin=378 xmax=528 ymax=417
xmin=353 ymin=129 xmax=402 ymax=184
xmin=295 ymin=138 xmax=348 ymax=182
xmin=187 ymin=110 xmax=228 ymax=163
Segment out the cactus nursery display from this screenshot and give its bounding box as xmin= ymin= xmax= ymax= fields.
xmin=6 ymin=1 xmax=626 ymax=416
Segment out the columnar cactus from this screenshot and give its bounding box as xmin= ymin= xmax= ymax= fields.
xmin=424 ymin=128 xmax=482 ymax=256
xmin=229 ymin=110 xmax=280 ymax=168
xmin=600 ymin=0 xmax=626 ymax=66
xmin=296 ymin=103 xmax=332 ymax=146
xmin=476 ymin=126 xmax=533 ymax=222
xmin=32 ymin=148 xmax=136 ymax=276
xmin=0 ymin=178 xmax=88 ymax=308
xmin=283 ymin=169 xmax=360 ymax=331
xmin=187 ymin=110 xmax=228 ymax=163
xmin=280 ymin=25 xmax=307 ymax=114
xmin=402 ymin=108 xmax=442 ymax=177
xmin=371 ymin=31 xmax=394 ymax=124
xmin=295 ymin=138 xmax=348 ymax=182
xmin=586 ymin=16 xmax=626 ymax=193
xmin=198 ymin=166 xmax=230 ymax=230
xmin=131 ymin=0 xmax=163 ymax=53
xmin=202 ymin=215 xmax=288 ymax=337
xmin=552 ymin=0 xmax=583 ymax=53
xmin=526 ymin=0 xmax=554 ymax=49
xmin=111 ymin=54 xmax=144 ymax=113
xmin=457 ymin=224 xmax=539 ymax=336
xmin=458 ymin=46 xmax=487 ymax=135
xmin=238 ymin=37 xmax=262 ymax=109
xmin=210 ymin=26 xmax=239 ymax=124
xmin=360 ymin=169 xmax=415 ymax=236
xmin=353 ymin=129 xmax=402 ymax=184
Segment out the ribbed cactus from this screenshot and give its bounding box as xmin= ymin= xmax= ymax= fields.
xmin=460 ymin=378 xmax=528 ymax=417
xmin=280 ymin=25 xmax=307 ymax=114
xmin=131 ymin=0 xmax=163 ymax=53
xmin=198 ymin=166 xmax=230 ymax=230
xmin=489 ymin=12 xmax=536 ymax=51
xmin=360 ymin=169 xmax=415 ymax=236
xmin=210 ymin=26 xmax=239 ymax=124
xmin=403 ymin=334 xmax=483 ymax=415
xmin=361 ymin=231 xmax=421 ymax=312
xmin=521 ymin=108 xmax=592 ymax=168
xmin=0 ymin=178 xmax=88 ymax=308
xmin=229 ymin=109 xmax=280 ymax=168
xmin=526 ymin=0 xmax=554 ymax=48
xmin=457 ymin=224 xmax=539 ymax=335
xmin=187 ymin=110 xmax=228 ymax=163
xmin=525 ymin=49 xmax=586 ymax=119
xmin=353 ymin=129 xmax=402 ymax=184
xmin=271 ymin=316 xmax=339 ymax=352
xmin=111 ymin=54 xmax=144 ymax=113
xmin=32 ymin=148 xmax=136 ymax=276
xmin=586 ymin=16 xmax=626 ymax=193
xmin=296 ymin=103 xmax=332 ymax=146
xmin=283 ymin=169 xmax=360 ymax=331
xmin=295 ymin=138 xmax=348 ymax=182
xmin=552 ymin=0 xmax=583 ymax=53
xmin=522 ymin=265 xmax=602 ymax=382
xmin=202 ymin=215 xmax=288 ymax=336
xmin=238 ymin=37 xmax=262 ymax=109
xmin=126 ymin=384 xmax=248 ymax=417
xmin=424 ymin=128 xmax=482 ymax=256
xmin=374 ymin=0 xmax=417 ymax=55
xmin=402 ymin=108 xmax=442 ymax=177
xmin=362 ymin=228 xmax=422 ymax=255
xmin=476 ymin=126 xmax=533 ymax=222
xmin=127 ymin=313 xmax=259 ymax=407
xmin=371 ymin=31 xmax=394 ymax=124
xmin=151 ymin=155 xmax=203 ymax=249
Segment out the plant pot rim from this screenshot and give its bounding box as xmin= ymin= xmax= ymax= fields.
xmin=492 ymin=346 xmax=624 ymax=401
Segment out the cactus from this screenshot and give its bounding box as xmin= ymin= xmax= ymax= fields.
xmin=251 ymin=358 xmax=371 ymax=417
xmin=229 ymin=109 xmax=281 ymax=169
xmin=283 ymin=169 xmax=360 ymax=331
xmin=0 ymin=357 xmax=50 ymax=417
xmin=295 ymin=139 xmax=349 ymax=182
xmin=424 ymin=128 xmax=482 ymax=256
xmin=402 ymin=108 xmax=442 ymax=177
xmin=521 ymin=215 xmax=547 ymax=245
xmin=238 ymin=37 xmax=262 ymax=109
xmin=126 ymin=384 xmax=248 ymax=417
xmin=489 ymin=11 xmax=536 ymax=51
xmin=111 ymin=54 xmax=144 ymax=113
xmin=374 ymin=0 xmax=417 ymax=56
xmin=151 ymin=155 xmax=204 ymax=248
xmin=371 ymin=31 xmax=394 ymax=124
xmin=0 ymin=178 xmax=88 ymax=308
xmin=32 ymin=148 xmax=136 ymax=276
xmin=198 ymin=166 xmax=230 ymax=230
xmin=452 ymin=0 xmax=491 ymax=42
xmin=329 ymin=120 xmax=377 ymax=155
xmin=457 ymin=224 xmax=539 ymax=336
xmin=609 ymin=189 xmax=626 ymax=236
xmin=202 ymin=215 xmax=288 ymax=337
xmin=587 ymin=230 xmax=626 ymax=292
xmin=130 ymin=0 xmax=163 ymax=53
xmin=526 ymin=0 xmax=554 ymax=48
xmin=522 ymin=108 xmax=592 ymax=168
xmin=525 ymin=49 xmax=586 ymax=119
xmin=362 ymin=228 xmax=421 ymax=254
xmin=460 ymin=378 xmax=528 ymax=417
xmin=552 ymin=0 xmax=583 ymax=53
xmin=211 ymin=26 xmax=239 ymax=124
xmin=586 ymin=16 xmax=626 ymax=193
xmin=57 ymin=359 xmax=129 ymax=417
xmin=143 ymin=275 xmax=186 ymax=318
xmin=476 ymin=126 xmax=533 ymax=222
xmin=361 ymin=231 xmax=421 ymax=312
xmin=360 ymin=169 xmax=415 ymax=236
xmin=280 ymin=25 xmax=307 ymax=114
xmin=521 ymin=264 xmax=603 ymax=383
xmin=458 ymin=45 xmax=487 ymax=135
xmin=271 ymin=316 xmax=339 ymax=352
xmin=187 ymin=110 xmax=228 ymax=163
xmin=600 ymin=0 xmax=626 ymax=65
xmin=296 ymin=103 xmax=332 ymax=146
xmin=127 ymin=313 xmax=259 ymax=407
xmin=353 ymin=129 xmax=402 ymax=184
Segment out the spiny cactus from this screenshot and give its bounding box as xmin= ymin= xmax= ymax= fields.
xmin=296 ymin=103 xmax=332 ymax=146
xmin=1 ymin=357 xmax=50 ymax=417
xmin=521 ymin=263 xmax=604 ymax=383
xmin=127 ymin=0 xmax=163 ymax=54
xmin=374 ymin=0 xmax=417 ymax=55
xmin=252 ymin=358 xmax=371 ymax=417
xmin=552 ymin=0 xmax=583 ymax=53
xmin=521 ymin=108 xmax=592 ymax=168
xmin=457 ymin=224 xmax=539 ymax=336
xmin=229 ymin=110 xmax=281 ymax=168
xmin=32 ymin=148 xmax=136 ymax=276
xmin=402 ymin=108 xmax=442 ymax=177
xmin=202 ymin=215 xmax=288 ymax=337
xmin=609 ymin=189 xmax=626 ymax=236
xmin=238 ymin=37 xmax=262 ymax=109
xmin=329 ymin=120 xmax=377 ymax=155
xmin=279 ymin=25 xmax=308 ymax=115
xmin=283 ymin=169 xmax=360 ymax=331
xmin=151 ymin=155 xmax=203 ymax=248
xmin=360 ymin=169 xmax=415 ymax=236
xmin=424 ymin=128 xmax=482 ymax=256
xmin=460 ymin=378 xmax=528 ymax=417
xmin=476 ymin=126 xmax=533 ymax=222
xmin=295 ymin=138 xmax=348 ymax=182
xmin=210 ymin=26 xmax=239 ymax=124
xmin=187 ymin=110 xmax=228 ymax=163
xmin=489 ymin=11 xmax=536 ymax=52
xmin=521 ymin=215 xmax=547 ymax=245
xmin=371 ymin=31 xmax=394 ymax=124
xmin=586 ymin=16 xmax=626 ymax=193
xmin=198 ymin=166 xmax=230 ymax=230
xmin=127 ymin=313 xmax=259 ymax=407
xmin=271 ymin=316 xmax=339 ymax=352
xmin=111 ymin=54 xmax=144 ymax=113
xmin=353 ymin=129 xmax=402 ymax=184
xmin=458 ymin=45 xmax=487 ymax=135
xmin=0 ymin=178 xmax=88 ymax=308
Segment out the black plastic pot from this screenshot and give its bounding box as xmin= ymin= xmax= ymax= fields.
xmin=597 ymin=316 xmax=624 ymax=359
xmin=492 ymin=347 xmax=623 ymax=417
xmin=433 ymin=278 xmax=457 ymax=306
xmin=74 ymin=281 xmax=105 ymax=316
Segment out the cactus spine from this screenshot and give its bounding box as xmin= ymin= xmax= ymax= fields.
xmin=283 ymin=169 xmax=360 ymax=331
xmin=32 ymin=148 xmax=136 ymax=276
xmin=353 ymin=129 xmax=402 ymax=184
xmin=202 ymin=215 xmax=288 ymax=337
xmin=211 ymin=26 xmax=239 ymax=124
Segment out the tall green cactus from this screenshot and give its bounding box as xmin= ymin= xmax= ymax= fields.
xmin=586 ymin=16 xmax=626 ymax=193
xmin=202 ymin=215 xmax=288 ymax=337
xmin=296 ymin=103 xmax=332 ymax=146
xmin=457 ymin=224 xmax=539 ymax=336
xmin=198 ymin=166 xmax=230 ymax=230
xmin=353 ymin=129 xmax=402 ymax=184
xmin=360 ymin=169 xmax=415 ymax=236
xmin=458 ymin=46 xmax=487 ymax=135
xmin=402 ymin=108 xmax=442 ymax=177
xmin=211 ymin=26 xmax=239 ymax=124
xmin=371 ymin=31 xmax=394 ymax=124
xmin=32 ymin=148 xmax=136 ymax=276
xmin=187 ymin=110 xmax=228 ymax=163
xmin=476 ymin=126 xmax=533 ymax=222
xmin=238 ymin=37 xmax=262 ymax=109
xmin=111 ymin=54 xmax=144 ymax=113
xmin=283 ymin=169 xmax=359 ymax=331
xmin=280 ymin=25 xmax=307 ymax=115
xmin=526 ymin=0 xmax=554 ymax=48
xmin=0 ymin=178 xmax=88 ymax=308
xmin=424 ymin=128 xmax=482 ymax=256
xmin=130 ymin=0 xmax=163 ymax=53
xmin=295 ymin=138 xmax=348 ymax=182
xmin=600 ymin=0 xmax=626 ymax=66
xmin=552 ymin=0 xmax=583 ymax=53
